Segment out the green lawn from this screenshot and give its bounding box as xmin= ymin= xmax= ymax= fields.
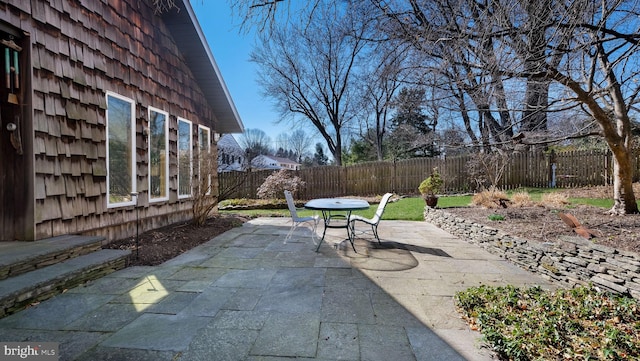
xmin=220 ymin=195 xmax=468 ymax=221
xmin=567 ymin=197 xmax=614 ymax=208
xmin=219 ymin=197 xmax=425 ymax=220
xmin=219 ymin=189 xmax=630 ymax=220
xmin=352 ymin=197 xmax=425 ymax=221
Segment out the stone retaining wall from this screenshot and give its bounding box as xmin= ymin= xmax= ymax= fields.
xmin=424 ymin=207 xmax=640 ymax=300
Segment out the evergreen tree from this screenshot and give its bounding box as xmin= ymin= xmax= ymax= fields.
xmin=387 ymin=87 xmax=439 ymax=159
xmin=391 ymin=87 xmax=434 ymax=134
xmin=313 ymin=143 xmax=329 ymax=165
xmin=345 ymin=137 xmax=377 ymax=164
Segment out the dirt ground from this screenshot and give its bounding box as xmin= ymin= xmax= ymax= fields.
xmin=105 ymin=214 xmax=248 ymax=266
xmin=105 ymin=186 xmax=640 ymax=266
xmin=444 ymin=186 xmax=640 ymax=254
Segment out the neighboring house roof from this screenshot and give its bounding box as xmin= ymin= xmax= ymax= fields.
xmin=251 ymin=155 xmax=301 ymax=170
xmin=251 ymin=155 xmax=281 ymax=170
xmin=162 ymin=1 xmax=244 ymax=134
xmin=217 ymin=134 xmax=244 ymax=154
xmin=218 ymin=134 xmax=246 ymax=172
xmin=269 ymin=156 xmax=301 ymax=166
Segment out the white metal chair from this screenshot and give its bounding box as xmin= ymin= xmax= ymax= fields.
xmin=284 ymin=190 xmax=319 ymax=243
xmin=349 ymin=193 xmax=393 ymax=244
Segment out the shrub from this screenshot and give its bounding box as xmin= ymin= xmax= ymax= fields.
xmin=488 ymin=214 xmax=505 ymax=221
xmin=511 ymin=191 xmax=534 ymax=207
xmin=541 ymin=192 xmax=569 ymax=207
xmin=471 ymin=188 xmax=509 ymax=209
xmin=455 ymin=285 xmax=640 ymax=361
xmin=219 ymin=198 xmax=252 ymax=207
xmin=256 ymin=169 xmax=305 ymax=199
xmin=419 ymin=167 xmax=444 ymax=197
xmin=466 ymin=151 xmax=511 ymax=191
xmin=192 ymin=151 xmax=219 ymax=226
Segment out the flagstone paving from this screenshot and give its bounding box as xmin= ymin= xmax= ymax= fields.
xmin=0 ymin=217 xmax=557 ymax=360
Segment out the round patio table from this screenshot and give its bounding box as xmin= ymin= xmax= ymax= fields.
xmin=304 ymin=198 xmax=370 ymax=252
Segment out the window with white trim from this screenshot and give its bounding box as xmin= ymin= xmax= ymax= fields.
xmin=177 ymin=118 xmax=192 ymax=198
xmin=148 ymin=107 xmax=169 ymax=202
xmin=106 ymin=92 xmax=136 ymax=207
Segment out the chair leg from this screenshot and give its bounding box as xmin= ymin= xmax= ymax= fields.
xmin=372 ymin=224 xmax=381 ymax=244
xmin=316 ymin=226 xmax=328 ymax=252
xmin=309 ymin=220 xmax=318 ymax=245
xmin=286 ymin=220 xmax=319 ymax=245
xmin=285 ymin=222 xmax=298 ymax=243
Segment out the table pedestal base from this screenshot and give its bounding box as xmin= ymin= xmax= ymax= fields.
xmin=317 ymin=210 xmax=357 ymax=252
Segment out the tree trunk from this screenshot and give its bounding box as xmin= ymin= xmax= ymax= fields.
xmin=521 ymin=80 xmax=549 ymax=132
xmin=376 ymin=113 xmax=385 ymax=161
xmin=610 ymin=149 xmax=638 ymax=215
xmin=521 ymin=0 xmax=550 ymax=133
xmin=333 ymin=132 xmax=342 ymax=166
xmin=452 ymin=87 xmax=479 ymax=147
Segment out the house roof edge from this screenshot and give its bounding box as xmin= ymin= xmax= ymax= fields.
xmin=162 ymin=1 xmax=244 ymax=134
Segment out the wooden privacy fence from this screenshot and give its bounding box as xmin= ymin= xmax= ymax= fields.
xmin=218 ymin=149 xmax=640 ymax=200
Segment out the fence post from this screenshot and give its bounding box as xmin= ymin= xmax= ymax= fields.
xmin=548 ymin=150 xmax=556 ymax=188
xmin=605 ymin=149 xmax=612 ymax=185
xmin=392 ymin=159 xmax=397 ymax=194
xmin=342 ymin=166 xmax=347 ymax=195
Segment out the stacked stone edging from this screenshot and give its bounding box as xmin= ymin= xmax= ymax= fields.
xmin=424 ymin=207 xmax=640 ymax=300
xmin=0 ymin=242 xmax=102 ymax=280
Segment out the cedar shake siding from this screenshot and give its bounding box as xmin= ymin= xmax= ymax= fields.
xmin=0 ymin=0 xmax=242 ymax=242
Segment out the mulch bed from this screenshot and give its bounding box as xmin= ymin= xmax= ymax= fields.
xmin=104 ymin=214 xmax=248 ymax=266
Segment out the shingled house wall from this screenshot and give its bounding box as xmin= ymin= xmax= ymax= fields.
xmin=1 ymin=1 xmax=219 ymax=242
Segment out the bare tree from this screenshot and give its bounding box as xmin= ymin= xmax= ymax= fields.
xmin=355 ymin=41 xmax=410 ymax=160
xmin=237 ymin=128 xmax=272 ymax=165
xmin=274 ymin=133 xmax=289 ymax=152
xmin=286 ymin=129 xmax=314 ymax=162
xmin=374 ymin=0 xmax=640 ymax=214
xmin=228 ymin=0 xmax=321 ymax=33
xmin=489 ymin=0 xmax=639 ymax=214
xmin=149 ymin=0 xmax=178 ymax=14
xmin=374 ymin=0 xmax=519 ymax=149
xmin=250 ymin=1 xmax=373 ymax=165
xmin=217 ymin=1 xmax=640 ymax=213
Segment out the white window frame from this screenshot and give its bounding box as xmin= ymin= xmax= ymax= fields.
xmin=177 ymin=117 xmax=193 ymax=199
xmin=198 ymin=125 xmax=211 ymax=195
xmin=148 ymin=107 xmax=170 ymax=203
xmin=106 ymin=91 xmax=136 ymax=208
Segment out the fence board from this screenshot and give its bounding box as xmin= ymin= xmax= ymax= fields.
xmin=218 ymin=149 xmax=638 ymax=200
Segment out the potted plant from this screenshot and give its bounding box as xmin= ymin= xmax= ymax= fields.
xmin=419 ymin=167 xmax=443 ymax=208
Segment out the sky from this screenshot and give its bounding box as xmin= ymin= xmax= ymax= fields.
xmin=191 ymin=2 xmax=287 ymax=146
